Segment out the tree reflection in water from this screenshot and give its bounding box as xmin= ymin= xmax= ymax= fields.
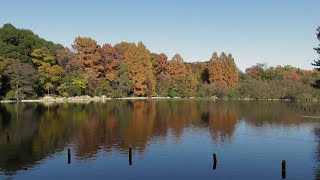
xmin=314 ymin=127 xmax=320 ymax=179
xmin=0 ymin=100 xmax=314 ymax=176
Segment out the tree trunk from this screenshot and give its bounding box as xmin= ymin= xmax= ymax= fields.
xmin=15 ymin=83 xmax=19 ymax=101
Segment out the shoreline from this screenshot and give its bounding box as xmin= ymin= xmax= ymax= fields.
xmin=0 ymin=96 xmax=170 ymax=103
xmin=0 ymin=95 xmax=317 ymax=104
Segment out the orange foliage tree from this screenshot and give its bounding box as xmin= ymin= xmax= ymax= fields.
xmin=101 ymin=44 xmax=120 ymax=81
xmin=72 ymin=37 xmax=103 ymax=88
xmin=168 ymin=54 xmax=198 ymax=96
xmin=123 ymin=42 xmax=156 ymax=96
xmin=72 ymin=37 xmax=103 ymax=75
xmin=208 ymin=52 xmax=239 ymax=87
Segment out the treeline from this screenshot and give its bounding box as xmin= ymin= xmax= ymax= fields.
xmin=0 ymin=23 xmax=319 ymax=100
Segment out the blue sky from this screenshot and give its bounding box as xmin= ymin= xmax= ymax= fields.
xmin=0 ymin=0 xmax=319 ymax=70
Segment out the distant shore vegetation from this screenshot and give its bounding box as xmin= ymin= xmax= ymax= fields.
xmin=0 ymin=24 xmax=319 ymax=101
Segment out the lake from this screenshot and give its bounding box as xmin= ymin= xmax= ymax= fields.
xmin=0 ymin=100 xmax=319 ymax=179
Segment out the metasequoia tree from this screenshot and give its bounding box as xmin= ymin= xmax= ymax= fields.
xmin=168 ymin=54 xmax=198 ymax=96
xmin=208 ymin=52 xmax=239 ymax=87
xmin=72 ymin=37 xmax=103 ymax=75
xmin=101 ymin=44 xmax=120 ymax=81
xmin=169 ymin=54 xmax=187 ymax=81
xmin=123 ymin=42 xmax=156 ymax=96
xmin=72 ymin=37 xmax=104 ymax=93
xmin=208 ymin=52 xmax=224 ymax=85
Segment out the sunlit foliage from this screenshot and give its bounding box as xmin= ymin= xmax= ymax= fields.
xmin=0 ymin=24 xmax=319 ymax=100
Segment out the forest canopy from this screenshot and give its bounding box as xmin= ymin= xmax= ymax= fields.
xmin=0 ymin=24 xmax=319 ymax=100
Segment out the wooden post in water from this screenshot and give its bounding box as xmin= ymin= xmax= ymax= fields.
xmin=68 ymin=149 xmax=71 ymax=164
xmin=281 ymin=160 xmax=286 ymax=179
xmin=213 ymin=153 xmax=217 ymax=170
xmin=129 ymin=148 xmax=132 ymax=165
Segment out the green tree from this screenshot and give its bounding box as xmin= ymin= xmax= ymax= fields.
xmin=31 ymin=47 xmax=56 ymax=65
xmin=112 ymin=65 xmax=133 ymax=97
xmin=312 ymin=27 xmax=320 ymax=88
xmin=57 ymin=73 xmax=88 ymax=97
xmin=0 ymin=57 xmax=20 ymax=97
xmin=93 ymin=78 xmax=114 ymax=96
xmin=31 ymin=48 xmax=65 ymax=95
xmin=38 ymin=63 xmax=65 ymax=95
xmin=0 ymin=24 xmax=63 ymax=64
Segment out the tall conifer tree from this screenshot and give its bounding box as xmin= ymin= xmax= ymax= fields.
xmin=312 ymin=27 xmax=320 ymax=88
xmin=123 ymin=42 xmax=156 ymax=96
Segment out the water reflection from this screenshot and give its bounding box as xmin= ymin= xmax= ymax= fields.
xmin=314 ymin=126 xmax=320 ymax=179
xmin=0 ymin=100 xmax=317 ymax=178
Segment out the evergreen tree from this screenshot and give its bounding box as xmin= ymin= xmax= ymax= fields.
xmin=113 ymin=64 xmax=133 ymax=97
xmin=312 ymin=27 xmax=320 ymax=88
xmin=313 ymin=27 xmax=320 ymax=71
xmin=0 ymin=24 xmax=63 ymax=64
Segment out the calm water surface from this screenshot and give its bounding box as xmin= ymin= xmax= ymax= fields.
xmin=0 ymin=100 xmax=320 ymax=179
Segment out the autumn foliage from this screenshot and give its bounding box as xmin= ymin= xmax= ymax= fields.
xmin=208 ymin=52 xmax=238 ymax=87
xmin=0 ymin=24 xmax=319 ymax=100
xmin=123 ymin=42 xmax=156 ymax=96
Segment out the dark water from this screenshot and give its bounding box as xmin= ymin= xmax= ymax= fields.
xmin=0 ymin=100 xmax=320 ymax=180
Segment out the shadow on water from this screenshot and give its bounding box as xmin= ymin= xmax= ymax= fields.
xmin=0 ymin=100 xmax=317 ymax=178
xmin=0 ymin=104 xmax=11 ymax=128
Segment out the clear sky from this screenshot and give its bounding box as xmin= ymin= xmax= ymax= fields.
xmin=0 ymin=0 xmax=319 ymax=71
